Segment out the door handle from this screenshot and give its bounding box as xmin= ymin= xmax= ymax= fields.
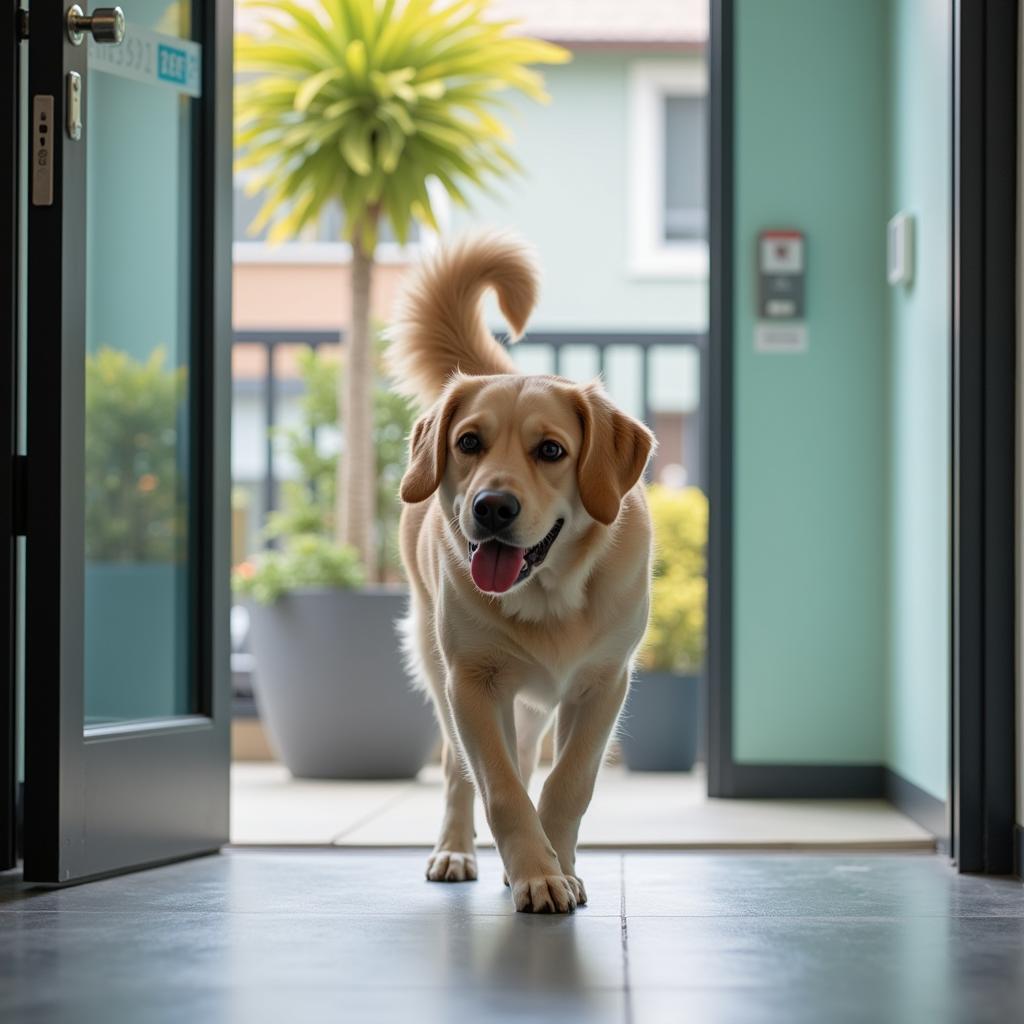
xmin=66 ymin=5 xmax=125 ymax=46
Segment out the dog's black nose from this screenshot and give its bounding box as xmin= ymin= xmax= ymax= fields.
xmin=472 ymin=490 xmax=521 ymax=532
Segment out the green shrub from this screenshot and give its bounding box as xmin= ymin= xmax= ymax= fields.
xmin=85 ymin=346 xmax=186 ymax=562
xmin=232 ymin=342 xmax=413 ymax=602
xmin=640 ymin=484 xmax=708 ymax=674
xmin=233 ymin=535 xmax=364 ymax=604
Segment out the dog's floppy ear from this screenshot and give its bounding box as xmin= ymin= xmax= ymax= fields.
xmin=574 ymin=383 xmax=656 ymax=525
xmin=400 ymin=381 xmax=468 ymax=504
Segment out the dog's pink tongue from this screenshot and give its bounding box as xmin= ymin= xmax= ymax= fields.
xmin=470 ymin=541 xmax=525 ymax=593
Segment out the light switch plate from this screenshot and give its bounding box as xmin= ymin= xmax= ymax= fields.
xmin=887 ymin=212 xmax=914 ymax=286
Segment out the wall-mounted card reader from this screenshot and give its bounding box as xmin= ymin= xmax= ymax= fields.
xmin=758 ymin=230 xmax=805 ymax=319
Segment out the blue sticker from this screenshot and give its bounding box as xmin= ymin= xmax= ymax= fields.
xmin=157 ymin=45 xmax=188 ymax=86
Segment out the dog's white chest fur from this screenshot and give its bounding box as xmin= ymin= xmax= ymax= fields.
xmin=498 ymin=568 xmax=588 ymax=623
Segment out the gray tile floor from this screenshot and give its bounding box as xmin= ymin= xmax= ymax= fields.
xmin=1 ymin=850 xmax=1022 ymax=1023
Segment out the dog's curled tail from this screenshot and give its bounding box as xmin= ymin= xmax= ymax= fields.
xmin=387 ymin=232 xmax=539 ymax=404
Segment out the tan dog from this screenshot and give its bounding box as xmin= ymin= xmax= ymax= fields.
xmin=390 ymin=234 xmax=655 ymax=913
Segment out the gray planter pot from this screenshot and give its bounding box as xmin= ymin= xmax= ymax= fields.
xmin=246 ymin=588 xmax=437 ymax=779
xmin=619 ymin=671 xmax=700 ymax=772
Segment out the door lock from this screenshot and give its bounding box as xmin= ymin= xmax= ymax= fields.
xmin=66 ymin=5 xmax=125 ymax=46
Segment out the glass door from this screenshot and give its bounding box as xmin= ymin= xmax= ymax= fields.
xmin=23 ymin=0 xmax=232 ymax=884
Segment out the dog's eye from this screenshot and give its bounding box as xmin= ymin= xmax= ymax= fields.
xmin=537 ymin=440 xmax=565 ymax=462
xmin=457 ymin=433 xmax=482 ymax=454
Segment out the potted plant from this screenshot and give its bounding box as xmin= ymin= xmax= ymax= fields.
xmin=232 ymin=0 xmax=567 ymax=776
xmin=235 ymin=346 xmax=441 ymax=778
xmin=620 ymin=484 xmax=708 ymax=772
xmin=84 ymin=346 xmax=188 ymax=722
xmin=236 ymin=0 xmax=568 ymax=572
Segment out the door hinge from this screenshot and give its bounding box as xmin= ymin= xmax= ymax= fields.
xmin=17 ymin=10 xmax=29 ymax=40
xmin=11 ymin=455 xmax=27 ymax=537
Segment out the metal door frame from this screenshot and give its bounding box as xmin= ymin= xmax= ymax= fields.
xmin=950 ymin=0 xmax=1018 ymax=875
xmin=1 ymin=0 xmax=23 ymax=873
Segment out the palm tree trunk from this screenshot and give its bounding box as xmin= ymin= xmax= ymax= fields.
xmin=336 ymin=233 xmax=378 ymax=580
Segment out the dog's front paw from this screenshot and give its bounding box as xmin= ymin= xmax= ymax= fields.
xmin=426 ymin=849 xmax=478 ymax=882
xmin=554 ymin=858 xmax=587 ymax=906
xmin=503 ymin=869 xmax=586 ymax=905
xmin=509 ymin=873 xmax=578 ymax=913
xmin=564 ymin=873 xmax=587 ymax=906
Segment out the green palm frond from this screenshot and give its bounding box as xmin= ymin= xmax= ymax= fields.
xmin=236 ymin=0 xmax=570 ymax=248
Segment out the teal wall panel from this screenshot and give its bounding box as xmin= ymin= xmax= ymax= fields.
xmin=733 ymin=0 xmax=889 ymax=763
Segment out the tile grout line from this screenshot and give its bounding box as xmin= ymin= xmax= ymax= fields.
xmin=328 ymin=783 xmax=424 ymax=845
xmin=620 ymin=853 xmax=634 ymax=1024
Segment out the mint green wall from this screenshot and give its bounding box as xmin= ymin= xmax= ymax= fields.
xmin=448 ymin=51 xmax=707 ymax=333
xmin=885 ymin=0 xmax=951 ymax=801
xmin=733 ymin=0 xmax=889 ymax=763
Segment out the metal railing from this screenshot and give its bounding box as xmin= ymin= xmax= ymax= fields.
xmin=231 ymin=328 xmax=706 ymax=526
xmin=519 ymin=331 xmax=705 ymax=430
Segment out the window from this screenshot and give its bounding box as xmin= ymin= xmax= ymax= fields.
xmin=664 ymin=95 xmax=707 ymax=242
xmin=232 ymin=170 xmax=444 ymax=264
xmin=628 ymin=60 xmax=708 ymax=278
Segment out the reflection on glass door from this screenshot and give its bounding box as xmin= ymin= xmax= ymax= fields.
xmin=83 ymin=0 xmax=199 ymax=723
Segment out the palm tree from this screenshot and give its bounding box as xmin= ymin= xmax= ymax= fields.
xmin=236 ymin=0 xmax=569 ymax=578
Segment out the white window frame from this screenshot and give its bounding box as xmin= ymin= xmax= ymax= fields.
xmin=628 ymin=59 xmax=708 ymax=280
xmin=232 ymin=175 xmax=450 ymax=265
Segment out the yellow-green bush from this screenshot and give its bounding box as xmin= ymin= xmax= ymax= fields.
xmin=85 ymin=346 xmax=186 ymax=562
xmin=640 ymin=485 xmax=708 ymax=674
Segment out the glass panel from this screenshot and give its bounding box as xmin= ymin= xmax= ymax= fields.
xmin=648 ymin=345 xmax=702 ymax=490
xmin=664 ymin=94 xmax=707 ymax=242
xmin=510 ymin=344 xmax=555 ymax=376
xmin=604 ymin=346 xmax=643 ymax=421
xmin=83 ymin=0 xmax=200 ymax=725
xmin=558 ymin=344 xmax=599 ymax=384
xmin=649 ymin=344 xmax=700 ymax=415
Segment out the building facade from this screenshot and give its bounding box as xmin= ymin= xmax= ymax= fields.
xmin=232 ymin=0 xmax=709 ymax=558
